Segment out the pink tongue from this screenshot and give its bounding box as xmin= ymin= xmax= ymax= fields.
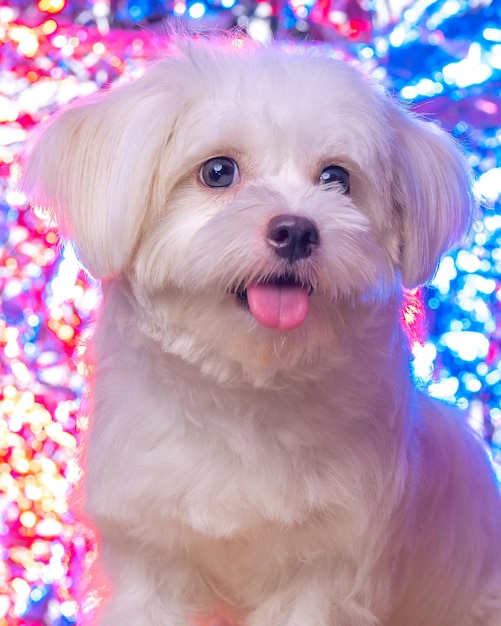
xmin=246 ymin=283 xmax=309 ymax=330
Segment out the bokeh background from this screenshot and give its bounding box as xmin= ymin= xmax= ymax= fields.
xmin=1 ymin=0 xmax=501 ymax=623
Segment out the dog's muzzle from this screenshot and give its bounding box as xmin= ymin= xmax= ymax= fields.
xmin=234 ymin=214 xmax=318 ymax=331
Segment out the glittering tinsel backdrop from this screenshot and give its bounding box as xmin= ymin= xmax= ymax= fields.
xmin=1 ymin=0 xmax=501 ymax=623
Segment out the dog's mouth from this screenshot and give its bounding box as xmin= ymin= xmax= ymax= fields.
xmin=233 ymin=276 xmax=313 ymax=331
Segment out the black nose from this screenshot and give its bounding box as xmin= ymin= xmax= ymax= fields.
xmin=267 ymin=214 xmax=320 ymax=263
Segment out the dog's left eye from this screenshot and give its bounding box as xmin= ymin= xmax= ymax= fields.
xmin=200 ymin=157 xmax=240 ymax=188
xmin=319 ymin=165 xmax=350 ymax=194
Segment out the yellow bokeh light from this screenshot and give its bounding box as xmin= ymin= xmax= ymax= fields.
xmin=3 ymin=385 xmax=18 ymax=399
xmin=57 ymin=324 xmax=75 ymax=342
xmin=12 ymin=457 xmax=30 ymax=474
xmin=42 ymin=19 xmax=58 ymax=34
xmin=93 ymin=42 xmax=106 ymax=55
xmin=19 ymin=511 xmax=37 ymax=528
xmin=10 ymin=26 xmax=39 ymax=58
xmin=37 ymin=0 xmax=66 ymax=13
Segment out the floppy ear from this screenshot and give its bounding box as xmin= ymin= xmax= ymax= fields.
xmin=389 ymin=104 xmax=476 ymax=288
xmin=22 ymin=67 xmax=181 ymax=279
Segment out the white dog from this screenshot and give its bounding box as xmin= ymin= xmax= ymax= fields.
xmin=23 ymin=34 xmax=501 ymax=626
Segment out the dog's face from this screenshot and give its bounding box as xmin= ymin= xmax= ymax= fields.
xmin=23 ymin=36 xmax=473 ymax=384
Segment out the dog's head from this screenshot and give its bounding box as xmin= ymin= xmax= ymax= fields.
xmin=23 ymin=35 xmax=474 ymax=384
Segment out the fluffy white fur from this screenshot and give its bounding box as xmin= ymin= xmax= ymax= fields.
xmin=23 ymin=34 xmax=501 ymax=626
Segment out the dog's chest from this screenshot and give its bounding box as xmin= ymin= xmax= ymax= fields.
xmin=144 ymin=408 xmax=350 ymax=535
xmin=87 ymin=368 xmax=373 ymax=539
xmin=179 ymin=509 xmax=356 ymax=611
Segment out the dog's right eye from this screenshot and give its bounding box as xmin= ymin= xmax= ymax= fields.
xmin=319 ymin=165 xmax=350 ymax=194
xmin=200 ymin=157 xmax=240 ymax=188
